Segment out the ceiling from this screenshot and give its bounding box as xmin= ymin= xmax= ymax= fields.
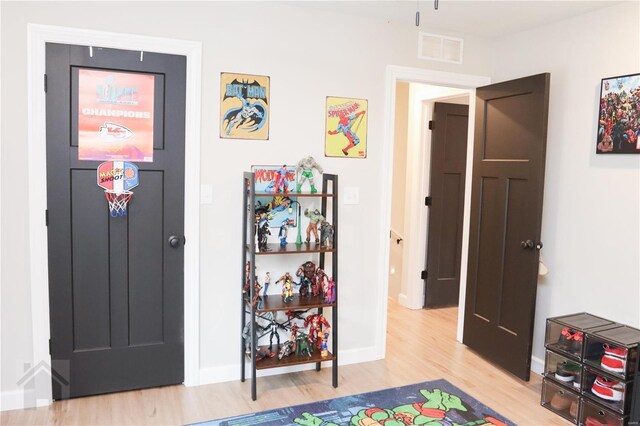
xmin=293 ymin=0 xmax=625 ymax=38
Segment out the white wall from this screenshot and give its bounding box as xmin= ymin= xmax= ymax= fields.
xmin=0 ymin=1 xmax=494 ymax=399
xmin=492 ymin=1 xmax=640 ymax=372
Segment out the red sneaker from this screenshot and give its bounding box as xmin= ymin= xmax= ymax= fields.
xmin=601 ymin=344 xmax=628 ymax=374
xmin=591 ymin=376 xmax=624 ymax=401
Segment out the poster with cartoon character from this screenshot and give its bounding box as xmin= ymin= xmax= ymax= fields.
xmin=251 ymin=165 xmax=297 ymax=228
xmin=220 ymin=73 xmax=269 ymax=140
xmin=325 ymin=96 xmax=367 ymax=158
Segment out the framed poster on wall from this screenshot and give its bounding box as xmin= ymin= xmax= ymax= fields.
xmin=220 ymin=73 xmax=270 ymax=140
xmin=596 ymin=73 xmax=640 ymax=154
xmin=78 ymin=69 xmax=155 ymax=162
xmin=325 ymin=96 xmax=368 ymax=158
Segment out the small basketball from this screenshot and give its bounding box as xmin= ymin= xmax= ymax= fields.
xmin=124 ymin=168 xmax=135 ymax=179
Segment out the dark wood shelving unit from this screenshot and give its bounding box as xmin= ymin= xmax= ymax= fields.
xmin=241 ymin=172 xmax=338 ymax=401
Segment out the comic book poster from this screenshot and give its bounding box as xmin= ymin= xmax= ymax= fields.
xmin=251 ymin=165 xmax=297 ymax=228
xmin=220 ymin=73 xmax=269 ymax=140
xmin=325 ymin=96 xmax=367 ymax=158
xmin=78 ymin=69 xmax=154 ymax=162
xmin=596 ymin=73 xmax=640 ymax=154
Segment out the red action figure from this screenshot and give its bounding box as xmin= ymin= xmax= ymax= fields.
xmin=304 ymin=314 xmax=331 ymax=349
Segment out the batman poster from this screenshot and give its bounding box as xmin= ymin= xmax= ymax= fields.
xmin=220 ymin=72 xmax=270 ymax=140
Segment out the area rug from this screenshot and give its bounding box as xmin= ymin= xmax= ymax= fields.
xmin=193 ymin=379 xmax=516 ymax=426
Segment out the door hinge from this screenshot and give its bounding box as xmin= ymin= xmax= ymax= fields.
xmin=49 ymin=339 xmax=52 ymax=355
xmin=44 ymin=74 xmax=48 ymax=93
xmin=425 ymin=196 xmax=432 ymax=206
xmin=428 ymin=120 xmax=434 ymax=130
xmin=421 ymin=270 xmax=428 ymax=280
xmin=45 ymin=209 xmax=49 ymax=226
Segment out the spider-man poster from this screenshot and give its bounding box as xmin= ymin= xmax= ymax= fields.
xmin=220 ymin=72 xmax=269 ymax=140
xmin=325 ymin=96 xmax=368 ymax=158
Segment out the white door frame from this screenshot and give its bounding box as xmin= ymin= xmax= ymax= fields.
xmin=27 ymin=24 xmax=202 ymax=406
xmin=375 ymin=66 xmax=490 ymax=358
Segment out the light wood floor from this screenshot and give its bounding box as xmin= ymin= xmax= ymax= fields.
xmin=1 ymin=299 xmax=566 ymax=425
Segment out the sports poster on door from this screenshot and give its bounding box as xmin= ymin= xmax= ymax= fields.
xmin=220 ymin=73 xmax=269 ymax=140
xmin=78 ymin=69 xmax=155 ymax=162
xmin=325 ymin=96 xmax=368 ymax=158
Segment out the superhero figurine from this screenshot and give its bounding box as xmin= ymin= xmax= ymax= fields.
xmin=263 ymin=272 xmax=271 ymax=297
xmin=296 ymin=261 xmax=318 ymax=297
xmin=296 ymin=156 xmax=323 ymax=193
xmin=295 ymin=276 xmax=311 ymax=297
xmin=327 ymin=109 xmax=366 ymax=156
xmin=276 ymin=272 xmax=294 ymax=303
xmin=273 ymin=165 xmax=290 ymax=194
xmin=257 ymin=219 xmax=270 ymax=251
xmin=304 ymin=314 xmax=331 ymax=349
xmin=304 ymin=209 xmax=325 ymax=243
xmin=320 ymin=221 xmax=334 ymax=248
xmin=315 ymin=267 xmax=329 ymax=298
xmin=264 ymin=312 xmax=282 ymax=352
xmin=241 ymin=321 xmax=267 ymax=355
xmin=278 ymin=220 xmax=289 ymax=246
xmin=321 ymin=329 xmax=330 ymax=357
xmin=323 ymin=277 xmax=335 ymax=304
xmin=252 ymin=280 xmax=263 ymax=310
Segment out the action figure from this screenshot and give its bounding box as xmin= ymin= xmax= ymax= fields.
xmin=321 ymin=329 xmax=330 ymax=357
xmin=304 ymin=314 xmax=331 ymax=349
xmin=278 ymin=220 xmax=289 ymax=247
xmin=295 ymin=276 xmax=310 ymax=297
xmin=278 ymin=339 xmax=295 ymax=360
xmin=276 ymin=272 xmax=295 ymax=303
xmin=255 ymin=347 xmax=276 ymax=361
xmin=263 ymin=272 xmax=271 ymax=297
xmin=296 ymin=156 xmax=323 ymax=193
xmin=244 ymin=261 xmax=251 ymax=295
xmin=320 ymin=221 xmax=334 ymax=248
xmin=264 ymin=312 xmax=282 ymax=352
xmin=242 ymin=321 xmax=267 ymax=355
xmin=273 ymin=165 xmax=290 ymax=193
xmin=296 ymin=333 xmax=313 ymax=358
xmin=296 ymin=261 xmax=317 ymax=297
xmin=252 ymin=280 xmax=263 ymax=309
xmin=323 ymin=277 xmax=335 ymax=304
xmin=257 ymin=219 xmax=271 ymax=252
xmin=314 ymin=267 xmax=329 ymax=298
xmin=304 ymin=209 xmax=325 ymax=243
xmin=327 ymin=109 xmax=366 ymax=156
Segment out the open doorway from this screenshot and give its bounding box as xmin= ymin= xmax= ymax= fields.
xmin=387 ymin=81 xmax=470 ymax=335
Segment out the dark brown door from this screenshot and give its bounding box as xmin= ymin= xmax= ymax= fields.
xmin=424 ymin=103 xmax=468 ymax=308
xmin=463 ymin=73 xmax=550 ymax=380
xmin=46 ymin=43 xmax=186 ymax=398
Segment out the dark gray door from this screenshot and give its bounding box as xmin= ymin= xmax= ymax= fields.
xmin=463 ymin=74 xmax=550 ymax=381
xmin=424 ymin=103 xmax=468 ymax=309
xmin=46 ymin=43 xmax=186 ymax=398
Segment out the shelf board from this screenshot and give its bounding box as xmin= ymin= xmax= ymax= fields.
xmin=255 ymin=294 xmax=335 ymax=312
xmin=250 ymin=243 xmax=336 ymax=255
xmin=253 ymin=192 xmax=335 ymax=198
xmin=252 ymin=346 xmax=335 ymax=370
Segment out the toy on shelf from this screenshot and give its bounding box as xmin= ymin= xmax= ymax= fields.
xmin=296 ymin=276 xmax=311 ymax=297
xmin=321 ymin=329 xmax=331 ymax=357
xmin=276 ymin=272 xmax=295 ymax=303
xmin=264 ymin=312 xmax=282 ymax=352
xmin=252 ymin=280 xmax=263 ymax=309
xmin=304 ymin=209 xmax=325 ymax=244
xmin=242 ymin=321 xmax=267 ymax=355
xmin=279 ymin=220 xmax=289 ymax=246
xmin=323 ymin=277 xmax=335 ymax=304
xmin=315 ymin=267 xmax=329 ymax=298
xmin=296 ymin=261 xmax=318 ymax=296
xmin=296 ymin=332 xmax=313 ymax=358
xmin=296 ymin=156 xmax=323 ymax=193
xmin=273 ymin=165 xmax=290 ymax=194
xmin=304 ymin=314 xmax=331 ymax=349
xmin=320 ymin=221 xmax=334 ymax=248
xmin=256 ymin=347 xmax=276 ymax=361
xmin=263 ymin=272 xmax=271 ymax=297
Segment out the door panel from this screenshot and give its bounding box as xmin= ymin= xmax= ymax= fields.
xmin=463 ymin=73 xmax=550 ymax=381
xmin=46 ymin=43 xmax=186 ymax=398
xmin=424 ymin=103 xmax=468 ymax=308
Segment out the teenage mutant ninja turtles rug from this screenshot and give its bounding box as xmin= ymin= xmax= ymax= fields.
xmin=192 ymin=379 xmax=516 ymax=426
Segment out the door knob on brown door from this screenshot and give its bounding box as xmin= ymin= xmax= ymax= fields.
xmin=168 ymin=236 xmax=181 ymax=248
xmin=521 ymin=240 xmax=535 ymax=249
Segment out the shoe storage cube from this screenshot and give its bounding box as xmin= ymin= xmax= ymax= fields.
xmin=542 ymin=378 xmax=581 ymax=424
xmin=546 ymin=313 xmax=615 ymax=360
xmin=580 ymin=397 xmax=627 ymax=426
xmin=583 ymin=365 xmax=633 ymax=414
xmin=584 ymin=325 xmax=640 ymax=380
xmin=546 ymin=349 xmax=583 ymax=391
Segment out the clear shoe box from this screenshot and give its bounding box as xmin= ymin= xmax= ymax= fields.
xmin=545 ymin=349 xmax=583 ymax=391
xmin=579 ymin=397 xmax=627 ymax=426
xmin=582 ymin=365 xmax=633 ymax=414
xmin=542 ymin=378 xmax=581 ymax=424
xmin=583 ymin=325 xmax=640 ymax=380
xmin=545 ymin=313 xmax=615 ymax=360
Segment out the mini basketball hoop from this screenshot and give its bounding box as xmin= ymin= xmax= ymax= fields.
xmin=105 ymin=190 xmax=133 ymax=217
xmin=97 ymin=161 xmax=140 ymax=217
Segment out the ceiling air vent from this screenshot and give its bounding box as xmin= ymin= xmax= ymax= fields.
xmin=418 ymin=32 xmax=463 ymax=64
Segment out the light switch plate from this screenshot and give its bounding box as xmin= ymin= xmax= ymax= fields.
xmin=343 ymin=187 xmax=359 ymax=205
xmin=200 ymin=184 xmax=213 ymax=204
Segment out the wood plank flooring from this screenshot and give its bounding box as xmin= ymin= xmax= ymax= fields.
xmin=1 ymin=300 xmax=565 ymax=425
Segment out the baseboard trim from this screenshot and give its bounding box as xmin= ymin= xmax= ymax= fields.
xmin=531 ymin=354 xmax=544 ymax=376
xmin=0 ymin=389 xmax=38 ymax=412
xmin=199 ymin=346 xmax=379 ymax=386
